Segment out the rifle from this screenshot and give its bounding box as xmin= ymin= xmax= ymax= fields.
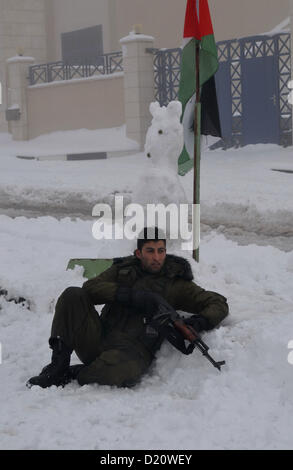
xmin=173 ymin=318 xmax=226 ymax=371
xmin=146 ymin=300 xmax=226 ymax=372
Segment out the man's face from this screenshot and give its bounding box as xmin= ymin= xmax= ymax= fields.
xmin=135 ymin=240 xmax=166 ymax=273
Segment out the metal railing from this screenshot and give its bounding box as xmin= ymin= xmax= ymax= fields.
xmin=153 ymin=47 xmax=182 ymax=107
xmin=28 ymin=51 xmax=123 ymax=85
xmin=152 ymin=33 xmax=292 ymax=148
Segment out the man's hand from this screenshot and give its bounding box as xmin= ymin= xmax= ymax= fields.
xmin=116 ymin=287 xmax=176 ymax=320
xmin=183 ymin=314 xmax=211 ymax=332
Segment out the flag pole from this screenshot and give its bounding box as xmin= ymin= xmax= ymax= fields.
xmin=193 ymin=40 xmax=201 ymax=262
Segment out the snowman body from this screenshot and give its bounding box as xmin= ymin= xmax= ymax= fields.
xmin=134 ymin=101 xmax=188 ymax=207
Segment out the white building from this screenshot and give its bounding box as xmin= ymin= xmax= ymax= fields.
xmin=0 ymin=0 xmax=291 ymax=142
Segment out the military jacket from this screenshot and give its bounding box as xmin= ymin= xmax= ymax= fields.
xmin=82 ymin=254 xmax=228 ymax=354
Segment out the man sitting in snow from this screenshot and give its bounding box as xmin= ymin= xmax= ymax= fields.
xmin=27 ymin=227 xmax=229 ymax=389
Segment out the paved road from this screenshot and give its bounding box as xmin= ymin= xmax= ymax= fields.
xmin=1 ymin=206 xmax=292 ymax=253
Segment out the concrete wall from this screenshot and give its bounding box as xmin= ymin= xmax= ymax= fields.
xmin=46 ymin=0 xmax=117 ymax=62
xmin=0 ymin=0 xmax=47 ymax=60
xmin=27 ymin=73 xmax=125 ymax=138
xmin=115 ymin=0 xmax=289 ymax=49
xmin=0 ymin=0 xmax=47 ymax=132
xmin=46 ymin=0 xmax=290 ymax=58
xmin=211 ymin=0 xmax=289 ymax=40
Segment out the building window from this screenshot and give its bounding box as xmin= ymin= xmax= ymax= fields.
xmin=61 ymin=25 xmax=104 ymax=65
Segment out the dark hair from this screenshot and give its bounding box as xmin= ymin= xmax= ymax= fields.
xmin=137 ymin=227 xmax=166 ymax=251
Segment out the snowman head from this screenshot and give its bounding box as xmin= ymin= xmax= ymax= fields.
xmin=145 ymin=101 xmax=184 ymax=171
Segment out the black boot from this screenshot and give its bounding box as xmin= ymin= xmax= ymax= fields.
xmin=26 ymin=337 xmax=72 ymax=389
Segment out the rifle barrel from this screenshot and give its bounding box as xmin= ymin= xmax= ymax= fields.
xmin=173 ymin=318 xmax=226 ymax=371
xmin=193 ymin=339 xmax=226 ymax=371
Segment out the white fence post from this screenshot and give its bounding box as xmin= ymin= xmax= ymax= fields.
xmin=120 ymin=30 xmax=155 ymax=150
xmin=6 ymin=56 xmax=35 ymax=141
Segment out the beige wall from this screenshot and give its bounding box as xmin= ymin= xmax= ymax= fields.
xmin=27 ymin=73 xmax=125 ymax=138
xmin=115 ymin=0 xmax=290 ymax=49
xmin=46 ymin=0 xmax=116 ymax=61
xmin=211 ymin=0 xmax=289 ymax=41
xmin=46 ymin=0 xmax=290 ymax=59
xmin=0 ymin=0 xmax=47 ymax=61
xmin=0 ymin=0 xmax=47 ymax=132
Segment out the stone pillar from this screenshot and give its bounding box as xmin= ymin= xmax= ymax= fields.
xmin=120 ymin=31 xmax=155 ymax=150
xmin=6 ymin=56 xmax=35 ymax=141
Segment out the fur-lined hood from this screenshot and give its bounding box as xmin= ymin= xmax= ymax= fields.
xmin=113 ymin=254 xmax=193 ymax=281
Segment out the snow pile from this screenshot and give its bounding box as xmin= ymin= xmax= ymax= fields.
xmin=0 ymin=217 xmax=293 ymax=449
xmin=0 ymin=132 xmax=292 ymax=239
xmin=262 ymin=17 xmax=290 ymax=36
xmin=0 ymin=215 xmax=133 ymax=313
xmin=0 ymin=125 xmax=138 ymax=158
xmin=0 ymin=119 xmax=292 ymax=449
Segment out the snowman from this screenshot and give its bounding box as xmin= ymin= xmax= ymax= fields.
xmin=133 ymin=100 xmax=188 ymax=208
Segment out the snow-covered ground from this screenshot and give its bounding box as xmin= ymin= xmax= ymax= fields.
xmin=0 ymin=126 xmax=293 ymax=449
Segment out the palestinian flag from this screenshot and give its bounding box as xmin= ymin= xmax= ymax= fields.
xmin=178 ymin=0 xmax=221 ymax=172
